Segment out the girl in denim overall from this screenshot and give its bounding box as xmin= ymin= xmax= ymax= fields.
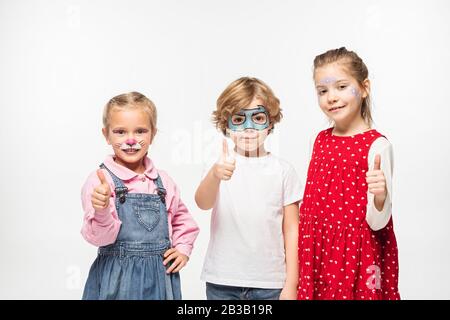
xmin=81 ymin=92 xmax=199 ymax=299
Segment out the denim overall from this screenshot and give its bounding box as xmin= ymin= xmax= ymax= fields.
xmin=82 ymin=164 xmax=181 ymax=300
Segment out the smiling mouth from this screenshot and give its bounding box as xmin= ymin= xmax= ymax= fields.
xmin=329 ymin=105 xmax=345 ymax=112
xmin=123 ymin=148 xmax=139 ymax=154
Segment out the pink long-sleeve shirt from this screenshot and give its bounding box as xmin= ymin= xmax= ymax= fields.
xmin=81 ymin=155 xmax=199 ymax=257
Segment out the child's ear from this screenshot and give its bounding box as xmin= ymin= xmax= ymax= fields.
xmin=150 ymin=128 xmax=158 ymax=143
xmin=102 ymin=127 xmax=111 ymax=145
xmin=268 ymin=123 xmax=274 ymax=134
xmin=361 ymin=79 xmax=371 ymax=98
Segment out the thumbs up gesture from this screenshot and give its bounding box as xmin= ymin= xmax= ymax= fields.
xmin=213 ymin=139 xmax=236 ymax=181
xmin=91 ymin=169 xmax=112 ymax=210
xmin=366 ymin=154 xmax=387 ymax=200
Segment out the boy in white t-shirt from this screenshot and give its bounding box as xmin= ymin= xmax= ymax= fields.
xmin=195 ymin=77 xmax=303 ymax=300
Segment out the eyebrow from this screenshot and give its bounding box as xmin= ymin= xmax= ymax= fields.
xmin=316 ymin=79 xmax=350 ymax=87
xmin=111 ymin=126 xmax=150 ymax=130
xmin=236 ymin=106 xmax=266 ymax=114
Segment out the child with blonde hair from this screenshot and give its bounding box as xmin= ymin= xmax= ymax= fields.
xmin=196 ymin=77 xmax=302 ymax=300
xmin=81 ymin=91 xmax=199 ymax=300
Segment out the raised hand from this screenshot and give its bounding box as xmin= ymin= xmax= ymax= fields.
xmin=91 ymin=169 xmax=112 ymax=211
xmin=212 ymin=139 xmax=236 ymax=181
xmin=366 ymin=154 xmax=388 ymax=212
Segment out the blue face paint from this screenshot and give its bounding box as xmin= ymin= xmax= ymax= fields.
xmin=227 ymin=105 xmax=269 ymax=132
xmin=319 ymin=77 xmax=362 ymax=98
xmin=320 ymin=77 xmax=337 ymax=85
xmin=350 ymin=87 xmax=361 ymax=97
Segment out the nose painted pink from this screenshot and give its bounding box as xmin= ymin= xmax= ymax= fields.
xmin=125 ymin=139 xmax=137 ymax=145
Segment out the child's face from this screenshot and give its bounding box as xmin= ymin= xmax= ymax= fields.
xmin=314 ymin=62 xmax=369 ymax=126
xmin=227 ymin=97 xmax=272 ymax=154
xmin=102 ymin=108 xmax=153 ymax=169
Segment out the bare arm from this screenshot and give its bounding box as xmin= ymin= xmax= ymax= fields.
xmin=195 ymin=166 xmax=222 ymax=210
xmin=195 ymin=139 xmax=236 ymax=210
xmin=280 ymin=202 xmax=299 ymax=300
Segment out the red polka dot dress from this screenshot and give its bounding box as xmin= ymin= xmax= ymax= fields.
xmin=297 ymin=128 xmax=400 ymax=300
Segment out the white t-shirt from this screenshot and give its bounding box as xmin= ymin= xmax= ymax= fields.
xmin=200 ymin=153 xmax=303 ymax=289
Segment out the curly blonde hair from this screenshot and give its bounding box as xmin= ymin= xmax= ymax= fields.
xmin=212 ymin=77 xmax=282 ymax=135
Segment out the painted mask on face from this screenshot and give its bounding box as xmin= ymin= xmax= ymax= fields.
xmin=227 ymin=105 xmax=269 ymax=132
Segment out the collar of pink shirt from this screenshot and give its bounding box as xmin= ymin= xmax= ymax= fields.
xmin=103 ymin=155 xmax=159 ymax=181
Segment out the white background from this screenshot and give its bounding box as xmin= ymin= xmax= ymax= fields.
xmin=1 ymin=0 xmax=449 ymax=299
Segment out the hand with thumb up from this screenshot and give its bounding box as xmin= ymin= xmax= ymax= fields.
xmin=91 ymin=169 xmax=112 ymax=211
xmin=366 ymin=154 xmax=387 ymax=209
xmin=213 ymin=139 xmax=236 ymax=181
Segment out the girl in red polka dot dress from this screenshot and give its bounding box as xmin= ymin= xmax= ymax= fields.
xmin=298 ymin=48 xmax=400 ymax=300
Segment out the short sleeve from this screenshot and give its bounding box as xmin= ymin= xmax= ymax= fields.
xmin=282 ymin=162 xmax=304 ymax=207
